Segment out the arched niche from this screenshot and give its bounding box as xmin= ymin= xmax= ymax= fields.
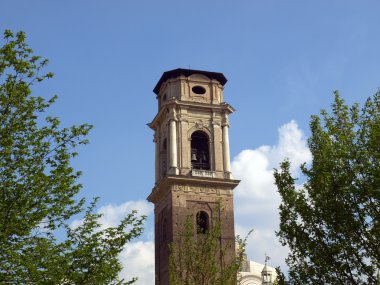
xmin=162 ymin=217 xmax=167 ymax=242
xmin=196 ymin=211 xmax=209 ymax=234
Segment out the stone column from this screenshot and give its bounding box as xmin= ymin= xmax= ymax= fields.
xmin=169 ymin=119 xmax=178 ymax=172
xmin=209 ymin=139 xmax=215 ymax=171
xmin=154 ymin=132 xmax=159 ymax=182
xmin=213 ymin=123 xmax=223 ymax=172
xmin=180 ymin=119 xmax=191 ymax=173
xmin=222 ymin=124 xmax=231 ymax=173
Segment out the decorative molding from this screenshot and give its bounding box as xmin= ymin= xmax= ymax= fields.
xmin=187 ymin=122 xmax=212 ymax=140
xmin=171 ymin=183 xmax=233 ymax=196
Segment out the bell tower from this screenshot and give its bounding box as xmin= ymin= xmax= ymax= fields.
xmin=147 ymin=68 xmax=240 ymax=285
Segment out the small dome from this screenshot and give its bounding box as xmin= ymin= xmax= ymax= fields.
xmin=153 ymin=68 xmax=227 ymax=94
xmin=261 ymin=264 xmax=270 ymax=274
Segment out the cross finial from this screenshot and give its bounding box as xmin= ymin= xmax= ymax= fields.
xmin=265 ymin=253 xmax=270 ymax=264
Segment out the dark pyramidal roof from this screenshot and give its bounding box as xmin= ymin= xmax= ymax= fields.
xmin=153 ymin=68 xmax=227 ymax=95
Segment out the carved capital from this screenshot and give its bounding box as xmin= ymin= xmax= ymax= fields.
xmin=222 ymin=112 xmax=229 ymax=127
xmin=168 ymin=106 xmax=178 ymax=121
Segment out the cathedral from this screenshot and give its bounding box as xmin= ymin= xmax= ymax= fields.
xmin=147 ymin=68 xmax=276 ymax=285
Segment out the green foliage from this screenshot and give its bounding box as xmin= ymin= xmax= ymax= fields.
xmin=0 ymin=30 xmax=145 ymax=284
xmin=274 ymin=91 xmax=380 ymax=284
xmin=273 ymin=267 xmax=287 ymax=285
xmin=169 ymin=204 xmax=251 ymax=285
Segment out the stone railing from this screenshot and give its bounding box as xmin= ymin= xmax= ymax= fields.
xmin=191 ymin=169 xmax=216 ymax=178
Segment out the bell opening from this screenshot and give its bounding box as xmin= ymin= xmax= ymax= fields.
xmin=191 ymin=131 xmax=210 ymax=170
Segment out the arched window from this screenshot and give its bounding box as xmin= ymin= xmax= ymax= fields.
xmin=191 ymin=131 xmax=210 ymax=170
xmin=196 ymin=211 xmax=209 ymax=234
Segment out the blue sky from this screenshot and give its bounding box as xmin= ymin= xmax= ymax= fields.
xmin=2 ymin=1 xmax=380 ymax=283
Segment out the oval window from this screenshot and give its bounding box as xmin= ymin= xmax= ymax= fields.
xmin=192 ymin=86 xmax=206 ymax=95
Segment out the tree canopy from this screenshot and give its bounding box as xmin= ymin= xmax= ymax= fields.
xmin=0 ymin=30 xmax=145 ymax=284
xmin=274 ymin=91 xmax=380 ymax=284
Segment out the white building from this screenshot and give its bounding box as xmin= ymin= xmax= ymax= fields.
xmin=239 ymin=256 xmax=277 ymax=285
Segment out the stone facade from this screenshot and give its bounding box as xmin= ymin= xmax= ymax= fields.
xmin=147 ymin=69 xmax=240 ymax=285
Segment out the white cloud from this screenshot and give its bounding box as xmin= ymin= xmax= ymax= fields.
xmin=70 ymin=200 xmax=153 ymax=230
xmin=97 ymin=202 xmax=154 ymax=283
xmin=99 ymin=202 xmax=155 ymax=283
xmin=97 ymin=200 xmax=153 ymax=230
xmin=119 ymin=241 xmax=155 ymax=284
xmin=70 ymin=200 xmax=155 ymax=284
xmin=232 ymin=120 xmax=311 ymax=270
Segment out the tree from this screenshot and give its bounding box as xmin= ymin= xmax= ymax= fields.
xmin=274 ymin=91 xmax=380 ymax=284
xmin=0 ymin=30 xmax=145 ymax=284
xmin=169 ymin=204 xmax=251 ymax=285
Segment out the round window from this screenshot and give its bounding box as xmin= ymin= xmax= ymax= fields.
xmin=192 ymin=86 xmax=206 ymax=95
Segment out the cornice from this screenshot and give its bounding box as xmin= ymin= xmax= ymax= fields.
xmin=147 ymin=175 xmax=240 ymax=204
xmin=148 ymin=100 xmax=235 ymax=130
